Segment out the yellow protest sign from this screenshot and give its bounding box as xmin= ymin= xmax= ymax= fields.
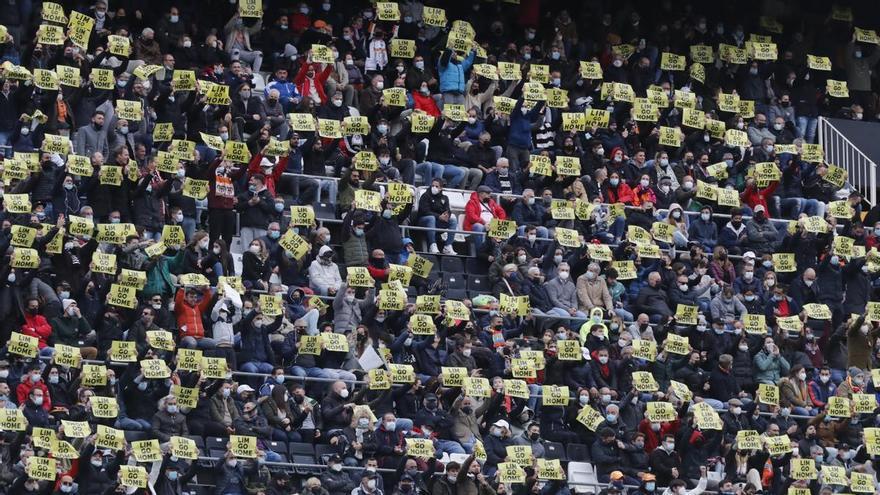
xmin=61 ymin=419 xmax=92 ymax=438
xmin=632 ymin=371 xmax=659 ymax=391
xmin=850 ymin=472 xmax=874 ymax=493
xmin=414 ymin=294 xmax=440 ymax=314
xmin=506 ymin=445 xmax=532 ymax=466
xmin=827 ymin=396 xmax=852 ymax=418
xmin=204 ymin=83 xmax=232 ymax=106
xmin=612 ymin=260 xmax=637 ymax=280
xmin=201 ymin=356 xmax=228 ymax=379
xmin=388 ymin=38 xmax=415 ymax=59
xmin=660 ymin=52 xmax=686 ymax=71
xmin=441 ymin=367 xmax=468 ymax=387
xmin=801 ymin=143 xmax=824 ymax=162
xmin=493 ymin=95 xmax=516 ymax=114
xmin=771 ymin=253 xmax=796 ymax=273
xmin=27 ymin=457 xmax=56 ymax=481
xmin=170 ymin=436 xmax=199 ymax=459
xmin=95 ymin=424 xmax=125 ymax=450
xmin=181 ymin=177 xmax=210 ymax=200
xmin=741 ymin=314 xmax=767 ymax=335
xmin=130 ymin=439 xmax=161 ymax=463
xmin=109 ymin=341 xmax=137 ymax=362
xmin=646 ymin=402 xmax=677 ymax=422
xmin=90 ymin=396 xmax=119 ymax=418
xmin=692 ymin=402 xmax=723 ymax=430
xmin=486 ymin=218 xmax=516 ymax=240
xmin=105 ymin=284 xmax=135 ymax=309
xmin=404 ymin=438 xmax=435 ymax=458
xmin=852 ymin=393 xmax=876 ymax=414
xmin=855 ymin=28 xmax=880 ymax=44
xmin=287 ymin=113 xmax=317 ymax=131
xmin=368 ymin=368 xmax=391 ymax=390
xmin=140 ymin=358 xmax=171 ymax=379
xmin=632 ymin=340 xmax=657 ymax=362
xmin=690 ymin=45 xmax=714 ymax=63
xmin=807 ymin=54 xmax=832 ymax=71
xmin=503 ymin=379 xmax=530 ymax=399
xmin=555 ymin=227 xmax=581 ymax=248
xmin=659 ymin=126 xmax=681 ymax=147
xmin=321 ymin=332 xmax=349 ymax=353
xmin=119 ymin=465 xmax=147 ymax=489
xmin=422 ymin=6 xmax=447 ymax=26
xmin=37 ymin=24 xmax=64 ymax=45
xmin=580 ymin=61 xmax=603 ymax=79
xmin=115 ymin=100 xmax=143 ymax=121
xmin=663 ymin=333 xmax=690 ymax=355
xmin=790 ymin=458 xmax=817 ymax=480
xmin=108 ymin=34 xmax=131 ymax=56
xmin=576 ymin=405 xmax=604 ymax=431
xmin=733 ymin=430 xmax=761 ymax=451
xmin=542 ymin=385 xmax=569 ymax=406
xmin=536 ymin=458 xmax=564 ymax=480
xmin=555 ymin=339 xmax=581 ymax=361
xmin=584 ymin=109 xmax=611 ymax=128
xmin=53 ymin=344 xmax=81 ymax=369
xmin=827 ymin=79 xmax=849 ymax=98
xmin=346 ymin=266 xmax=375 ymax=288
xmin=9 ymin=225 xmax=35 ymax=248
xmin=463 ymin=376 xmax=491 ymax=398
xmin=757 ymin=383 xmax=780 ymax=406
xmin=498 ymin=462 xmax=526 ymax=484
xmin=820 ymin=465 xmax=848 ymax=485
xmin=316 ymin=118 xmax=342 ymax=138
xmin=387 ymin=364 xmax=415 ymax=383
xmin=8 ymin=332 xmax=38 ymax=357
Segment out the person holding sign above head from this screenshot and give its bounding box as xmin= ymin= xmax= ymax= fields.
xmin=174 ymin=285 xmax=216 ymax=350
xmin=238 ymin=303 xmax=280 ymax=375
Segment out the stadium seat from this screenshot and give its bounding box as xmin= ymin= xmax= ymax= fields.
xmin=567 ymin=462 xmax=598 ymax=495
xmin=123 ymin=430 xmax=148 ymax=442
xmin=440 ymin=256 xmax=464 ymax=273
xmin=315 ymin=444 xmax=338 ymax=464
xmin=444 ymin=272 xmax=466 ymax=289
xmin=446 ymin=288 xmax=468 ymax=301
xmin=566 ymin=443 xmax=590 ymax=462
xmin=292 ymin=454 xmax=320 ymax=475
xmin=288 ymin=442 xmax=315 ymax=456
xmin=466 ymin=257 xmax=489 ymax=275
xmin=186 ymin=436 xmax=206 ymax=449
xmin=206 ymin=437 xmax=228 ymax=452
xmin=467 ymin=275 xmax=489 ymax=292
xmin=544 ymin=441 xmax=566 ymax=461
xmin=420 ymin=254 xmax=440 ymax=272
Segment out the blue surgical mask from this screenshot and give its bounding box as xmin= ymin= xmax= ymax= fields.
xmin=275 ymin=203 xmax=284 ymax=212
xmin=354 ymin=228 xmax=364 ymax=236
xmin=269 ymin=231 xmax=280 ymax=239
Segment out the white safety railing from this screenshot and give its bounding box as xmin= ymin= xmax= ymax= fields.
xmin=818 ymin=116 xmax=878 ymax=204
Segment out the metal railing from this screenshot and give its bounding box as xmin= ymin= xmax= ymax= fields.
xmin=818 ymin=116 xmax=878 ymax=204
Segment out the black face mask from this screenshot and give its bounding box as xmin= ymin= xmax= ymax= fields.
xmin=293 ymin=395 xmax=304 ymax=404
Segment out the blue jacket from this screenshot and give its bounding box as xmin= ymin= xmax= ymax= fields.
xmin=521 ymin=277 xmax=553 ymax=312
xmin=687 ymin=217 xmax=718 ymax=247
xmin=438 ymin=49 xmax=475 ymax=94
xmin=507 ymin=99 xmax=544 ymax=149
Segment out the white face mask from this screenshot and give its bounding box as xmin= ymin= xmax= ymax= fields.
xmin=558 ymin=271 xmax=569 ymax=280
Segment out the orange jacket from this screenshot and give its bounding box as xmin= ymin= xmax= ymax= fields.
xmin=175 ymin=288 xmax=213 ymax=340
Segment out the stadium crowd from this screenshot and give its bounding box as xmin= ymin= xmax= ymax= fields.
xmin=2 ymin=0 xmax=880 ymax=494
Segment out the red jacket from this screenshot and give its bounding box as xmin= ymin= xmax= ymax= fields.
xmin=247 ymin=152 xmax=288 ymax=197
xmin=740 ymin=181 xmax=778 ymax=216
xmin=17 ymin=379 xmax=51 ymax=411
xmin=604 ymin=181 xmax=635 ymax=205
xmin=464 ymin=192 xmax=506 ymax=231
xmin=175 ymin=287 xmax=213 ymax=340
xmin=632 ymin=185 xmax=657 ymax=207
xmin=294 ymin=63 xmax=333 ymax=105
xmin=412 ymin=92 xmax=441 ymax=117
xmin=21 ymin=314 xmax=52 ymax=349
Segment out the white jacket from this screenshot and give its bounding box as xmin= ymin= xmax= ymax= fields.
xmin=211 ymin=299 xmax=242 ymax=346
xmin=309 ymin=260 xmax=343 ymax=293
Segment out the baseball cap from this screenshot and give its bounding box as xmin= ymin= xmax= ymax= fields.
xmin=610 ymin=471 xmax=624 ymax=481
xmin=492 ymin=419 xmax=510 ymax=430
xmin=477 ymin=185 xmax=492 ymax=193
xmin=236 ymin=384 xmax=255 ymax=394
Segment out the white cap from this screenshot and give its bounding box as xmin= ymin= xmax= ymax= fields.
xmin=743 ymin=251 xmax=756 ymax=259
xmin=237 ymin=384 xmax=255 ymax=394
xmin=492 ymin=419 xmax=510 ymax=430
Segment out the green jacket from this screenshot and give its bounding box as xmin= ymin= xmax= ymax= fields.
xmin=49 ymin=315 xmax=92 ymax=346
xmin=753 ymin=350 xmax=790 ymax=385
xmin=143 ymin=254 xmax=178 ymax=298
